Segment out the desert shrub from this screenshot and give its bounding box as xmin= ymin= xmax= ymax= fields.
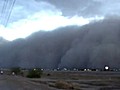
xmin=11 ymin=67 xmax=21 ymax=75
xmin=47 ymin=73 xmax=51 ymax=76
xmin=55 ymin=80 xmax=74 ymax=89
xmin=27 ymin=68 xmax=43 ymax=78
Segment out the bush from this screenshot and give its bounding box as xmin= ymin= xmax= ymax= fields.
xmin=47 ymin=73 xmax=51 ymax=76
xmin=11 ymin=67 xmax=21 ymax=75
xmin=55 ymin=80 xmax=74 ymax=89
xmin=27 ymin=68 xmax=43 ymax=78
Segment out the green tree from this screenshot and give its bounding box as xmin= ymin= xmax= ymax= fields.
xmin=11 ymin=67 xmax=21 ymax=75
xmin=27 ymin=68 xmax=43 ymax=78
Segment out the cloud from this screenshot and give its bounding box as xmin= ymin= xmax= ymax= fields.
xmin=44 ymin=0 xmax=120 ymax=17
xmin=0 ymin=0 xmax=120 ymax=69
xmin=0 ymin=0 xmax=120 ymax=41
xmin=0 ymin=0 xmax=104 ymax=41
xmin=0 ymin=17 xmax=120 ymax=69
xmin=42 ymin=0 xmax=102 ymax=17
xmin=94 ymin=0 xmax=120 ymax=16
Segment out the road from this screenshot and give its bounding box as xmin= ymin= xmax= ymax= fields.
xmin=0 ymin=75 xmax=57 ymax=90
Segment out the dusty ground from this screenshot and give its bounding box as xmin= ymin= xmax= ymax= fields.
xmin=31 ymin=71 xmax=120 ymax=90
xmin=0 ymin=71 xmax=120 ymax=90
xmin=0 ymin=75 xmax=57 ymax=90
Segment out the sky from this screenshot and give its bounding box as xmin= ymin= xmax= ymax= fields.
xmin=0 ymin=0 xmax=120 ymax=41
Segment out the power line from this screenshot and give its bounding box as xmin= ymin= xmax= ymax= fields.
xmin=0 ymin=0 xmax=16 ymax=27
xmin=5 ymin=0 xmax=16 ymax=27
xmin=0 ymin=0 xmax=9 ymax=25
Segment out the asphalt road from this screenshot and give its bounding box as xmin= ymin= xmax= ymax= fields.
xmin=0 ymin=75 xmax=57 ymax=90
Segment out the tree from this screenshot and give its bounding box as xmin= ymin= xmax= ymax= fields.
xmin=27 ymin=68 xmax=43 ymax=78
xmin=11 ymin=67 xmax=21 ymax=75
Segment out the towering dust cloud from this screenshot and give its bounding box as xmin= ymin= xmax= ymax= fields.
xmin=0 ymin=18 xmax=120 ymax=69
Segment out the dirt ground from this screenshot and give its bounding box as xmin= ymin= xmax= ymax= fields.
xmin=0 ymin=71 xmax=120 ymax=90
xmin=31 ymin=71 xmax=120 ymax=90
xmin=0 ymin=75 xmax=57 ymax=90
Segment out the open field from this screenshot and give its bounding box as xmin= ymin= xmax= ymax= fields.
xmin=31 ymin=71 xmax=120 ymax=90
xmin=0 ymin=71 xmax=120 ymax=90
xmin=0 ymin=75 xmax=58 ymax=90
